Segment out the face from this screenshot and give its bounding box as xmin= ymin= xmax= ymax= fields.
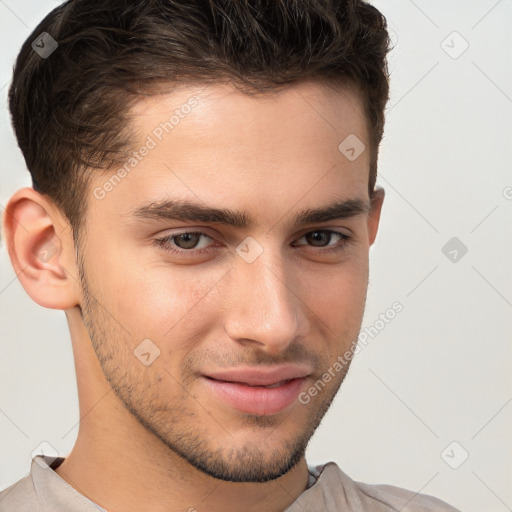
xmin=77 ymin=80 xmax=382 ymax=482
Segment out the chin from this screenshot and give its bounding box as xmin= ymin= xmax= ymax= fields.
xmin=168 ymin=433 xmax=308 ymax=483
xmin=192 ymin=450 xmax=304 ymax=483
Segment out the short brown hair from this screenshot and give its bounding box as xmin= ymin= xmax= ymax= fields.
xmin=9 ymin=0 xmax=391 ymax=241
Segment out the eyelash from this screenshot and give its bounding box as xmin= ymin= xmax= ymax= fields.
xmin=153 ymin=230 xmax=351 ymax=257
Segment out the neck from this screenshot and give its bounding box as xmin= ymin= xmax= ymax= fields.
xmin=54 ymin=419 xmax=310 ymax=512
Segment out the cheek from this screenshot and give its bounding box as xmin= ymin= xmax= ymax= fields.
xmin=85 ymin=227 xmax=368 ymax=349
xmin=298 ymin=260 xmax=368 ymax=362
xmin=94 ymin=251 xmax=226 ymax=347
xmin=301 ymin=256 xmax=368 ymax=321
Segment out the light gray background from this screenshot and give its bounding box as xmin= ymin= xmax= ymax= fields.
xmin=1 ymin=1 xmax=511 ymax=511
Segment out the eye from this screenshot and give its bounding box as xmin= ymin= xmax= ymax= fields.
xmin=154 ymin=229 xmax=351 ymax=257
xmin=292 ymin=230 xmax=351 ymax=252
xmin=154 ymin=231 xmax=214 ymax=255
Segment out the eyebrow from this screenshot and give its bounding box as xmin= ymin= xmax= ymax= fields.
xmin=129 ymin=197 xmax=371 ymax=229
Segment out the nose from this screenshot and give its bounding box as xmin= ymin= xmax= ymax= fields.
xmin=223 ymin=247 xmax=308 ymax=354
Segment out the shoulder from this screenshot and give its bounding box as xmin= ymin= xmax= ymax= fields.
xmin=310 ymin=462 xmax=462 ymax=512
xmin=0 ymin=472 xmax=40 ymax=512
xmin=355 ymin=480 xmax=462 ymax=511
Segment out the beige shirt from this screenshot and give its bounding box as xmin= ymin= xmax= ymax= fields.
xmin=0 ymin=455 xmax=461 ymax=511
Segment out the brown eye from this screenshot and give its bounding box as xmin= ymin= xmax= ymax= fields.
xmin=305 ymin=231 xmax=333 ymax=247
xmin=293 ymin=230 xmax=350 ymax=250
xmin=173 ymin=232 xmax=203 ymax=249
xmin=154 ymin=231 xmax=214 ymax=255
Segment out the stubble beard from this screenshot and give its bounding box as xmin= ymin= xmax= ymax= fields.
xmin=77 ymin=257 xmax=354 ymax=483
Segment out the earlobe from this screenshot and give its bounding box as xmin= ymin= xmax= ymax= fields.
xmin=2 ymin=187 xmax=81 ymax=310
xmin=368 ymin=186 xmax=385 ymax=246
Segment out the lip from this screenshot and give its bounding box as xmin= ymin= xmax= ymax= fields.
xmin=202 ymin=364 xmax=311 ymax=386
xmin=201 ymin=365 xmax=311 ymax=416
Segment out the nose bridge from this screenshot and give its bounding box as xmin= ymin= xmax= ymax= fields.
xmin=224 ymin=245 xmax=305 ymax=351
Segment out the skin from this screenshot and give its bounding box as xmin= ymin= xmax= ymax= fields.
xmin=3 ymin=79 xmax=384 ymax=512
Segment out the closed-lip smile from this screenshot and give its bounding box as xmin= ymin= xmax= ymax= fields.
xmin=201 ymin=364 xmax=312 ymax=415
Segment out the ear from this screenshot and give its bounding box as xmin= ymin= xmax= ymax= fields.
xmin=367 ymin=186 xmax=385 ymax=246
xmin=1 ymin=187 xmax=81 ymax=310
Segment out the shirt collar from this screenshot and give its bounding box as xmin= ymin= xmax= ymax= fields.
xmin=31 ymin=455 xmax=344 ymax=512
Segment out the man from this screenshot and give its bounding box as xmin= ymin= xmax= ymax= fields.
xmin=0 ymin=0 xmax=461 ymax=510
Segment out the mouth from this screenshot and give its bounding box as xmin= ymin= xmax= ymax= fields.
xmin=240 ymin=379 xmax=293 ymax=389
xmin=200 ymin=365 xmax=311 ymax=416
xmin=204 ymin=376 xmax=300 ymax=388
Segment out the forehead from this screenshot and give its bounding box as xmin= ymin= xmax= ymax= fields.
xmin=129 ymin=79 xmax=367 ymax=147
xmin=88 ymin=80 xmax=370 ymax=227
